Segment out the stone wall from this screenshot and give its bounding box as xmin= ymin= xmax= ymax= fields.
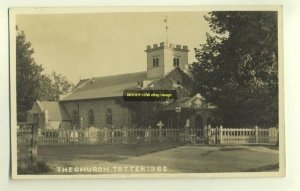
xmin=61 ymin=98 xmax=131 ymax=129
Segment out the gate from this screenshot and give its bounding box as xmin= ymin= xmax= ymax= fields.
xmin=194 ymin=115 xmax=206 ymax=143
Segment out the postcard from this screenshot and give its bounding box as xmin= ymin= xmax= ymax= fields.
xmin=10 ymin=6 xmax=285 ymax=179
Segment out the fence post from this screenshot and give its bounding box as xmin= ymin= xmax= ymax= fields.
xmin=255 ymin=126 xmax=259 ymax=143
xmin=219 ymin=126 xmax=223 ymax=144
xmin=31 ymin=123 xmax=38 ymax=162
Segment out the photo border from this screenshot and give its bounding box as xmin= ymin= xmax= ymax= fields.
xmin=9 ymin=6 xmax=285 ymax=179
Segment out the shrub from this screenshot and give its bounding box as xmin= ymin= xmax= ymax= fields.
xmin=18 ymin=159 xmax=50 ymax=174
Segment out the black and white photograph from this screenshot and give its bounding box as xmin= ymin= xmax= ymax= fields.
xmin=9 ymin=7 xmax=284 ymax=178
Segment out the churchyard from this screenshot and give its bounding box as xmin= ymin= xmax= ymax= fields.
xmin=17 ymin=122 xmax=279 ymax=174
xmin=36 ymin=144 xmax=279 ymax=174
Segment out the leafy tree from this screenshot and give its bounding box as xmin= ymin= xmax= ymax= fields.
xmin=16 ymin=29 xmax=44 ymax=121
xmin=190 ymin=12 xmax=278 ymax=126
xmin=43 ymin=72 xmax=74 ymax=101
xmin=16 ymin=28 xmax=73 ymax=121
xmin=128 ymin=101 xmax=164 ymax=128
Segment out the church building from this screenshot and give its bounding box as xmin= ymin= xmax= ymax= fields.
xmin=28 ymin=42 xmax=217 ymax=131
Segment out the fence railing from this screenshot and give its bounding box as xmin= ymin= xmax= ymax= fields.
xmin=17 ymin=126 xmax=279 ymax=146
xmin=36 ymin=127 xmax=187 ymax=145
xmin=219 ymin=126 xmax=278 ymax=145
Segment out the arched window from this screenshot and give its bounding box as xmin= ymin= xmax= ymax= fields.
xmin=153 ymin=58 xmax=156 ymax=67
xmin=106 ymin=108 xmax=112 ymax=126
xmin=176 ymin=58 xmax=180 ymax=66
xmin=72 ymin=110 xmax=78 ymax=127
xmin=173 ymin=58 xmax=176 ymax=67
xmin=88 ymin=109 xmax=94 ymax=126
xmin=131 ymin=111 xmax=137 ymax=126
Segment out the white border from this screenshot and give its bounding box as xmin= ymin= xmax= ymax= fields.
xmin=1 ymin=0 xmax=300 ymax=191
xmin=9 ymin=6 xmax=285 ymax=180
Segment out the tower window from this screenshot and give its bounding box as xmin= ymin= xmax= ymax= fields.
xmin=153 ymin=58 xmax=159 ymax=67
xmin=173 ymin=57 xmax=180 ymax=67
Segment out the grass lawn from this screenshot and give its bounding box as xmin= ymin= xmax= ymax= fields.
xmin=37 ymin=144 xmax=279 ymax=174
xmin=38 ymin=143 xmax=180 ymax=161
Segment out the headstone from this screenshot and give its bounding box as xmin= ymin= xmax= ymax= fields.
xmin=70 ymin=129 xmax=79 ymax=144
xmin=185 ymin=118 xmax=190 ymax=128
xmin=80 ymin=117 xmax=83 ymax=129
xmin=157 ymin=121 xmax=164 ymax=128
xmin=157 ymin=121 xmax=164 ymax=141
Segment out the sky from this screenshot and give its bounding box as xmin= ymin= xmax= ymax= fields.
xmin=16 ymin=11 xmax=210 ymax=83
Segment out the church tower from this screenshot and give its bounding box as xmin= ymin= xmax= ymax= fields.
xmin=145 ymin=42 xmax=189 ymax=79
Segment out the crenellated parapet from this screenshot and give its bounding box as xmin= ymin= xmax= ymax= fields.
xmin=145 ymin=42 xmax=189 ymax=52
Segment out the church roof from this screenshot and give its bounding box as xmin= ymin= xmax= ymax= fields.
xmin=61 ymin=71 xmax=147 ymax=101
xmin=37 ymin=101 xmax=70 ymax=121
xmin=61 ymin=68 xmax=193 ymax=102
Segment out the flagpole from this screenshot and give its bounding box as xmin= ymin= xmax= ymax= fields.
xmin=164 ymin=16 xmax=168 ymax=44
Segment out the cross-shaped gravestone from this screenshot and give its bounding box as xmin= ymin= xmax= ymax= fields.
xmin=157 ymin=121 xmax=164 ymax=128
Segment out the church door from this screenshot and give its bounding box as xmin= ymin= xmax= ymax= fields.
xmin=195 ymin=115 xmax=204 ymax=139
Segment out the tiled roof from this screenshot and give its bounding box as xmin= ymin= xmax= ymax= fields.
xmin=61 ymin=71 xmax=147 ymax=101
xmin=61 ymin=68 xmax=193 ymax=101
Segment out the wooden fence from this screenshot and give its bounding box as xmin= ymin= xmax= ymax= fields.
xmin=218 ymin=126 xmax=278 ymax=145
xmin=36 ymin=127 xmax=187 ymax=145
xmin=17 ymin=125 xmax=279 ymax=146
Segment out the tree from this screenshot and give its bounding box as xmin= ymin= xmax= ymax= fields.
xmin=42 ymin=72 xmax=74 ymax=101
xmin=16 ymin=29 xmax=44 ymax=121
xmin=190 ymin=12 xmax=278 ymax=126
xmin=127 ymin=101 xmax=164 ymax=127
xmin=16 ymin=28 xmax=74 ymax=121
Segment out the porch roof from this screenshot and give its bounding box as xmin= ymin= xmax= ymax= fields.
xmin=163 ymin=93 xmax=217 ymax=111
xmin=37 ymin=101 xmax=70 ymax=121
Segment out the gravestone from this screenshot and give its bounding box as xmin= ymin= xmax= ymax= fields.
xmin=122 ymin=126 xmax=128 ymax=144
xmin=157 ymin=121 xmax=164 ymax=142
